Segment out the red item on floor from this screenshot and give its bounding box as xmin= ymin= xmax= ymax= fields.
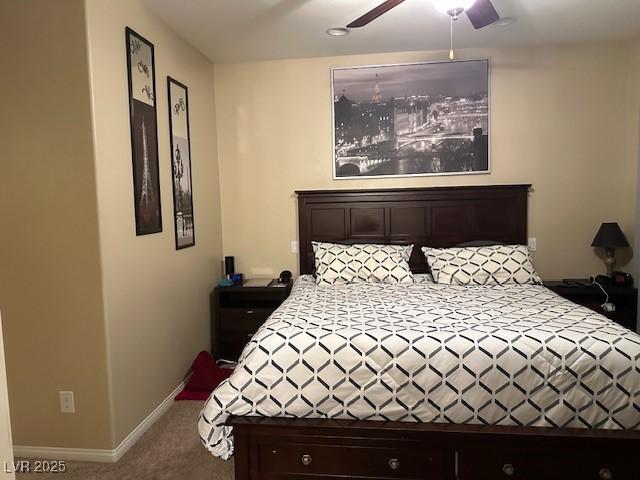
xmin=175 ymin=351 xmax=233 ymax=401
xmin=174 ymin=390 xmax=212 ymax=401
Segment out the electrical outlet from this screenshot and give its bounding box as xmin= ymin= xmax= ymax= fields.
xmin=528 ymin=237 xmax=537 ymax=252
xmin=291 ymin=240 xmax=299 ymax=254
xmin=59 ymin=391 xmax=75 ymax=413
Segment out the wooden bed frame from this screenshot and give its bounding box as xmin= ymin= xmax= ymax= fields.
xmin=229 ymin=185 xmax=640 ymax=480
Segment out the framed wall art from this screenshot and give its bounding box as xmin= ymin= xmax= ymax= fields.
xmin=167 ymin=77 xmax=195 ymax=249
xmin=125 ymin=27 xmax=162 ymax=235
xmin=332 ymin=59 xmax=489 ymax=179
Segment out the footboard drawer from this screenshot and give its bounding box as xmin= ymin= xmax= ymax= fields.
xmin=458 ymin=448 xmax=573 ymax=480
xmin=229 ymin=417 xmax=640 ymax=480
xmin=257 ymin=441 xmax=444 ymax=479
xmin=457 ymin=447 xmax=640 ymax=480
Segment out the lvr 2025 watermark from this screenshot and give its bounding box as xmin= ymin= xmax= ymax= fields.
xmin=4 ymin=460 xmax=66 ymax=473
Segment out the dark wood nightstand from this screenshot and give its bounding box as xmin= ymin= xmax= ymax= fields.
xmin=210 ymin=280 xmax=293 ymax=360
xmin=544 ymin=281 xmax=638 ymax=331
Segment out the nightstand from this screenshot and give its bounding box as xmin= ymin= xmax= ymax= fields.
xmin=210 ymin=280 xmax=293 ymax=360
xmin=544 ymin=281 xmax=638 ymax=331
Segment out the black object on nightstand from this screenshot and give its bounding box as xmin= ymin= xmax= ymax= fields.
xmin=210 ymin=279 xmax=293 ymax=360
xmin=544 ymin=280 xmax=638 ymax=331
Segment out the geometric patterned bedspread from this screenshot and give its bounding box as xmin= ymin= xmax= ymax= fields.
xmin=198 ymin=275 xmax=640 ymax=459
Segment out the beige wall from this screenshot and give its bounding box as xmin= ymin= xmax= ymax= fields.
xmin=214 ymin=42 xmax=638 ymax=280
xmin=0 ymin=315 xmax=15 ymax=479
xmin=0 ymin=0 xmax=112 ymax=449
xmin=0 ymin=0 xmax=222 ymax=451
xmin=85 ymin=0 xmax=223 ymax=445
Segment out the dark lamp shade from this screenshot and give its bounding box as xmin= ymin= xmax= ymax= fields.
xmin=591 ymin=222 xmax=629 ymax=249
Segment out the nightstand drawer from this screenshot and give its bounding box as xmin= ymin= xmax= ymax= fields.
xmin=219 ymin=307 xmax=274 ymax=333
xmin=219 ymin=334 xmax=257 ymax=359
xmin=211 ymin=280 xmax=293 ymax=360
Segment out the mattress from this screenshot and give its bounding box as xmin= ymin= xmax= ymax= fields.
xmin=199 ymin=275 xmax=640 ymax=459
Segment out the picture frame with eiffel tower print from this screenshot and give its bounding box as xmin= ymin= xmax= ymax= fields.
xmin=126 ymin=27 xmax=162 ymax=235
xmin=167 ymin=77 xmax=195 ymax=250
xmin=332 ymin=59 xmax=490 ymax=179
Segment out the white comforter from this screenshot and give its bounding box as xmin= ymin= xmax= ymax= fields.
xmin=199 ymin=276 xmax=640 ymax=459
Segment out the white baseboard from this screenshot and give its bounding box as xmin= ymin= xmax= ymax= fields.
xmin=11 ymin=444 xmax=115 ymax=463
xmin=13 ymin=379 xmax=187 ymax=463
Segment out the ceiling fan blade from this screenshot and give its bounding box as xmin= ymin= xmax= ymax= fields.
xmin=347 ymin=0 xmax=406 ymax=28
xmin=465 ymin=0 xmax=500 ymax=29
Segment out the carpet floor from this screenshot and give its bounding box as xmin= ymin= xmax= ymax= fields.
xmin=17 ymin=401 xmax=233 ymax=480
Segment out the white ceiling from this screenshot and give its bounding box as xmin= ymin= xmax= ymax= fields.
xmin=144 ymin=0 xmax=640 ymax=63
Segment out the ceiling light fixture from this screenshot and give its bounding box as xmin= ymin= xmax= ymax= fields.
xmin=432 ymin=0 xmax=478 ymax=61
xmin=326 ymin=27 xmax=350 ymax=37
xmin=432 ymin=0 xmax=477 ymax=17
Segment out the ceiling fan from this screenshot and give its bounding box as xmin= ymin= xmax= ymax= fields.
xmin=347 ymin=0 xmax=500 ymax=30
xmin=345 ymin=0 xmax=501 ymax=59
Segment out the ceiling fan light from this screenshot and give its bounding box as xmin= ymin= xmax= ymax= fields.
xmin=432 ymin=0 xmax=477 ymax=15
xmin=326 ymin=27 xmax=350 ymax=37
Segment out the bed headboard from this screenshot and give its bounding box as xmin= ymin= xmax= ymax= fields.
xmin=296 ymin=184 xmax=531 ymax=275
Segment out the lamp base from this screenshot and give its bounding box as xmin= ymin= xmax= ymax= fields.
xmin=604 ymin=248 xmax=616 ymax=275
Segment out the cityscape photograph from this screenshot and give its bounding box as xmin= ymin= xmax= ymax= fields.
xmin=333 ymin=59 xmax=489 ymax=178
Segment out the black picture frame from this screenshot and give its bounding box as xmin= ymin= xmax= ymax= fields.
xmin=167 ymin=77 xmax=195 ymax=250
xmin=125 ymin=27 xmax=162 ymax=235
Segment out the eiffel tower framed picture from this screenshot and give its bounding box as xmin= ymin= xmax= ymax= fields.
xmin=125 ymin=27 xmax=162 ymax=235
xmin=167 ymin=77 xmax=195 ymax=250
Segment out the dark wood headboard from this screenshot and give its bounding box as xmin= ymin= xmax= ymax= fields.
xmin=296 ymin=185 xmax=531 ymax=275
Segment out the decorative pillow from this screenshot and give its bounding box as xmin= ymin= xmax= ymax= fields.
xmin=422 ymin=245 xmax=541 ymax=286
xmin=312 ymin=241 xmax=414 ymax=285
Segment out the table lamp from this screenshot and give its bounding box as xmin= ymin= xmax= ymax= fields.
xmin=591 ymin=222 xmax=629 ymax=275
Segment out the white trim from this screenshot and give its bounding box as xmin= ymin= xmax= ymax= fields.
xmin=11 ymin=445 xmax=114 ymax=463
xmin=110 ymin=379 xmax=186 ymax=462
xmin=13 ymin=380 xmax=186 ymax=463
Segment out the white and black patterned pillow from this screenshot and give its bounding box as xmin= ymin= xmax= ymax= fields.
xmin=312 ymin=242 xmax=414 ymax=285
xmin=422 ymin=245 xmax=541 ymax=286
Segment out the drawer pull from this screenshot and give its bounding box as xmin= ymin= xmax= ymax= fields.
xmin=502 ymin=464 xmax=515 ymax=476
xmin=599 ymin=468 xmax=612 ymax=480
xmin=388 ymin=458 xmax=400 ymax=470
xmin=301 ymin=454 xmax=312 ymax=466
xmin=246 ymin=310 xmax=254 ymax=314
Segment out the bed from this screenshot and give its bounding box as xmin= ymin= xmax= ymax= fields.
xmin=199 ymin=185 xmax=640 ymax=480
